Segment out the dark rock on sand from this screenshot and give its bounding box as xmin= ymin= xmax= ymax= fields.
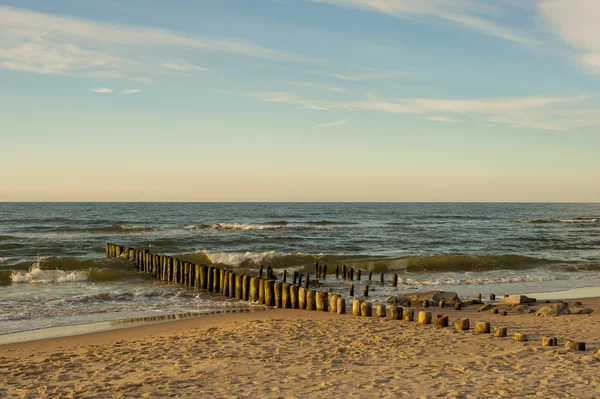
xmin=387 ymin=291 xmax=462 ymax=306
xmin=535 ymin=301 xmax=571 ymax=317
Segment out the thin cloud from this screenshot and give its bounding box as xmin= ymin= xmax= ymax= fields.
xmin=89 ymin=88 xmax=113 ymax=93
xmin=248 ymin=91 xmax=329 ymax=111
xmin=122 ymin=89 xmax=142 ymax=95
xmin=163 ymin=63 xmax=209 ymax=72
xmin=311 ymin=0 xmax=538 ymax=45
xmin=314 ymin=120 xmax=347 ymax=128
xmin=427 ymin=116 xmax=463 ymax=123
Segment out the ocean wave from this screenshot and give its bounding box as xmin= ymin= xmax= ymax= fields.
xmin=183 ymin=223 xmax=306 ymax=231
xmin=514 ymin=218 xmax=597 ymax=224
xmin=304 ymin=220 xmax=359 ymax=225
xmin=401 ymin=272 xmax=600 ymax=287
xmin=54 ymin=225 xmax=155 ymax=233
xmin=0 ymin=257 xmax=11 ymax=263
xmin=10 ymin=264 xmax=89 ymax=284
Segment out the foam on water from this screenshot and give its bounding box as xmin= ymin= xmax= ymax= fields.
xmin=183 ymin=223 xmax=304 ymax=231
xmin=10 ymin=264 xmax=89 ymax=284
xmin=515 ymin=218 xmax=597 ymax=224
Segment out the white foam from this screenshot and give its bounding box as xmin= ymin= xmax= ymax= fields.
xmin=184 ymin=223 xmax=301 ymax=231
xmin=197 ymin=250 xmax=279 ymax=266
xmin=10 ymin=264 xmax=89 ymax=284
xmin=0 ymin=257 xmax=10 ymax=263
xmin=559 ymin=218 xmax=597 ymax=223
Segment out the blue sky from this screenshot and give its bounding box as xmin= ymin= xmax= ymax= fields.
xmin=1 ymin=0 xmax=599 ymax=201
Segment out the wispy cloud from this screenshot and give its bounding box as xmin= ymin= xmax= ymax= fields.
xmin=248 ymin=91 xmax=329 ymax=111
xmin=0 ymin=6 xmax=311 ymax=80
xmin=89 ymin=88 xmax=113 ymax=93
xmin=311 ymin=0 xmax=538 ymax=45
xmin=314 ymin=120 xmax=347 ymax=128
xmin=122 ymin=89 xmax=142 ymax=95
xmin=293 ymin=81 xmax=346 ymax=93
xmin=427 ymin=116 xmax=463 ymax=123
xmin=537 ymin=0 xmax=600 ymax=74
xmin=163 ymin=63 xmax=209 ymax=72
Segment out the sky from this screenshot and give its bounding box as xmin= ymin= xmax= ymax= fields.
xmin=1 ymin=0 xmax=599 ymax=202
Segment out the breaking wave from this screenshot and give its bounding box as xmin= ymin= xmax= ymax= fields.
xmin=514 ymin=218 xmax=597 ymax=224
xmin=183 ymin=223 xmax=307 ymax=231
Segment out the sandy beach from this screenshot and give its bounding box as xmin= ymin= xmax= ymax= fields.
xmin=2 ymin=297 xmax=600 ymax=399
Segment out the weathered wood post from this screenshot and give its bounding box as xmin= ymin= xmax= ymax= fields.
xmin=267 ymin=266 xmax=272 ymax=280
xmin=235 ymin=274 xmax=244 ymax=300
xmin=349 ymin=267 xmax=354 ymax=280
xmin=337 ymin=297 xmax=346 ymax=314
xmin=349 ymin=284 xmax=354 ymax=297
xmin=315 ymin=262 xmax=319 ymax=277
xmin=565 ymin=341 xmax=585 ymax=351
xmin=403 ymin=309 xmax=414 ymax=322
xmin=477 ymin=293 xmax=482 ymax=300
xmin=380 ymin=272 xmax=384 ymax=284
xmin=258 ymin=278 xmax=265 ymax=305
xmin=329 ymin=294 xmax=339 ymax=313
xmin=513 ymin=333 xmax=527 ymax=342
xmin=335 ymin=265 xmax=339 ymax=279
xmin=542 ymin=337 xmax=557 ymax=346
xmin=322 ymin=264 xmax=327 ymax=279
xmin=306 ymin=290 xmax=317 ymax=311
xmin=475 ymin=321 xmax=491 ymax=334
xmin=455 ymin=303 xmax=462 ymax=310
xmin=274 ymin=282 xmax=283 ymax=308
xmin=422 ymin=300 xmax=429 ymax=308
xmin=265 ymin=280 xmax=275 ymax=306
xmin=297 ymin=273 xmax=303 ymax=287
xmin=172 ymin=259 xmax=179 ymax=283
xmin=357 ymin=269 xmax=361 ymax=281
xmin=352 ymin=299 xmax=363 ymax=316
xmin=259 ymin=265 xmax=264 ymax=278
xmin=418 ymin=311 xmax=432 ymax=325
xmin=494 ymin=327 xmax=507 ymax=337
xmin=222 ymin=271 xmax=230 ymax=296
xmin=363 ymin=285 xmax=369 ymax=297
xmin=388 ymin=305 xmax=402 ymax=320
xmin=392 ymin=274 xmax=398 ymax=287
xmin=282 ymin=270 xmax=287 ymax=283
xmin=290 ymin=285 xmax=300 ymax=309
xmin=490 ymin=293 xmax=496 ymax=300
xmin=243 ymin=275 xmax=250 ymax=301
xmin=439 ymin=301 xmax=445 ymax=308
xmin=206 ymin=267 xmax=214 ymax=292
xmin=298 ymin=287 xmax=307 ymax=309
xmin=455 ymin=318 xmax=470 ymax=331
xmin=368 ymin=270 xmax=372 ymax=280
xmin=342 ymin=265 xmax=347 ymax=280
xmin=304 ymin=273 xmax=310 ymax=289
xmin=376 ymin=304 xmax=386 ymax=317
xmin=490 ymin=308 xmax=498 ymax=314
xmin=282 ymin=283 xmax=291 ymax=308
xmin=435 ymin=315 xmax=449 ymax=327
xmin=361 ymin=301 xmax=372 ymax=317
xmin=229 ymin=272 xmax=236 ymax=298
xmin=250 ymin=276 xmax=260 ymax=302
xmin=105 ymin=243 xmax=110 ymax=258
xmin=316 ymin=291 xmax=328 ymax=311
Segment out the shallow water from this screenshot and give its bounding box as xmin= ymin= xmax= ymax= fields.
xmin=1 ymin=202 xmax=599 ymax=335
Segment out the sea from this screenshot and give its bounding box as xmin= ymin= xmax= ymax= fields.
xmin=1 ymin=202 xmax=599 ymax=341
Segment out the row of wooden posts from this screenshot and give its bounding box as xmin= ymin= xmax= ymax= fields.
xmin=105 ymin=244 xmax=587 ymax=351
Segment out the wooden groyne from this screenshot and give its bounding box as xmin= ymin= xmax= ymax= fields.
xmin=105 ymin=243 xmax=590 ymax=351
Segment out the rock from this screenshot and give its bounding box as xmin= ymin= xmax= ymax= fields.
xmin=387 ymin=291 xmax=462 ymax=306
xmin=574 ymin=301 xmax=583 ymax=306
xmin=572 ymin=307 xmax=594 ymax=315
xmin=535 ymin=301 xmax=572 ymax=317
xmin=478 ymin=304 xmax=493 ymax=312
xmin=462 ymin=299 xmax=484 ymax=306
xmin=499 ymin=295 xmax=536 ymax=306
xmin=512 ymin=305 xmax=536 ymax=314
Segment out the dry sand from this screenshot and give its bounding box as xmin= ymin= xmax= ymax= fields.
xmin=1 ymin=298 xmax=600 ymax=398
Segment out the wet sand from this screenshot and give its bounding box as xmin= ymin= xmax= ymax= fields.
xmin=1 ymin=298 xmax=600 ymax=398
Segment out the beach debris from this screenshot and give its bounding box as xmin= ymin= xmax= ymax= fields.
xmin=478 ymin=304 xmax=493 ymax=312
xmin=535 ymin=301 xmax=572 ymax=317
xmin=376 ymin=304 xmax=386 ymax=317
xmin=388 ymin=291 xmax=462 ymax=306
xmin=513 ymin=333 xmax=528 ymax=342
xmin=475 ymin=321 xmax=491 ymax=334
xmin=565 ymin=340 xmax=586 ymax=351
xmin=494 ymin=327 xmax=507 ymax=337
xmin=455 ymin=318 xmax=469 ymax=331
xmin=512 ymin=304 xmax=536 ymax=314
xmin=499 ymin=295 xmax=536 ymax=306
xmin=542 ymin=337 xmax=558 ymax=347
xmin=361 ymin=301 xmax=372 ymax=317
xmin=435 ymin=314 xmax=449 ymax=327
xmin=418 ymin=311 xmax=432 ymax=325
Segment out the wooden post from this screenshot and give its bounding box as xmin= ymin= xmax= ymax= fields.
xmin=361 ymin=302 xmax=372 ymax=317
xmin=542 ymin=336 xmax=557 ymax=346
xmin=306 ymin=290 xmax=316 ymax=311
xmin=368 ymin=270 xmax=372 ymax=281
xmin=403 ymin=309 xmax=414 ymax=322
xmin=363 ymin=285 xmax=369 ymax=297
xmin=455 ymin=318 xmax=470 ymax=331
xmin=490 ymin=308 xmax=498 ymax=314
xmin=335 ymin=265 xmax=339 ymax=279
xmin=422 ymin=300 xmax=429 ymax=308
xmin=439 ymin=301 xmax=445 ymax=308
xmin=293 ymin=271 xmax=298 ymax=285
xmin=475 ymin=321 xmax=490 ymax=334
xmin=513 ymin=333 xmax=527 ymax=342
xmin=564 ymin=341 xmax=585 ymax=351
xmin=299 ymin=287 xmax=307 ymax=309
xmin=267 ymin=266 xmax=272 ymax=280
xmin=282 ymin=283 xmax=291 ymax=308
xmin=236 ymin=274 xmax=244 ymax=300
xmin=297 ymin=273 xmax=303 ymax=287
xmin=477 ymin=293 xmax=482 ymax=300
xmin=392 ymin=274 xmax=398 ymax=287
xmin=250 ymin=276 xmax=260 ymax=302
xmin=388 ymin=305 xmax=402 ymax=320
xmin=329 ymin=294 xmax=339 ymax=313
xmin=494 ymin=327 xmax=507 ymax=337
xmin=222 ymin=271 xmax=230 ymax=296
xmin=357 ymin=269 xmax=361 ymax=281
xmin=243 ymin=275 xmax=250 ymax=301
xmin=195 ymin=264 xmax=200 ymax=288
xmin=206 ymin=267 xmax=214 ymax=292
xmin=418 ymin=311 xmax=432 ymax=325
xmin=172 ymin=259 xmax=178 ymax=282
xmin=282 ymin=270 xmax=287 ymax=283
xmin=304 ymin=273 xmax=310 ymax=289
xmin=500 ymin=311 xmax=507 ymax=316
xmin=229 ymin=272 xmax=236 ymax=298
xmin=322 ymin=264 xmax=327 ymax=278
xmin=258 ymin=278 xmax=265 ymax=305
xmin=380 ymin=272 xmax=384 ymax=284
xmin=290 ymin=285 xmax=300 ymax=309
xmin=264 ymin=280 xmax=275 ymax=306
xmin=105 ymin=243 xmax=110 ymax=258
xmin=316 ymin=291 xmax=328 ymax=311
xmin=259 ymin=265 xmax=264 ymax=278
xmin=349 ymin=284 xmax=354 ymax=297
xmin=342 ymin=265 xmax=347 ymax=280
xmin=376 ymin=304 xmax=386 ymax=317
xmin=274 ymin=282 xmax=283 ymax=308
xmin=352 ymin=299 xmax=363 ymax=316
xmin=490 ymin=293 xmax=496 ymax=300
xmin=455 ymin=303 xmax=462 ymax=310
xmin=349 ymin=267 xmax=354 ymax=280
xmin=435 ymin=315 xmax=449 ymax=327
xmin=337 ymin=297 xmax=346 ymax=314
xmin=314 ymin=262 xmax=319 ymax=277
